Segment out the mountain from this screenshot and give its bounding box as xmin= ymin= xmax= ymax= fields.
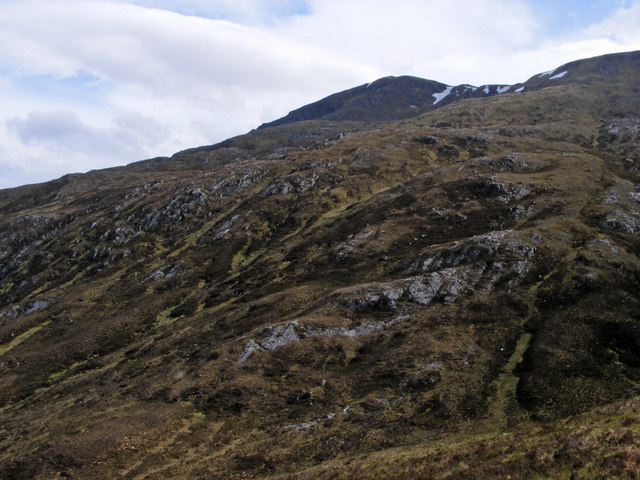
xmin=259 ymin=50 xmax=640 ymax=129
xmin=1 ymin=51 xmax=640 ymax=479
xmin=257 ymin=76 xmax=451 ymax=127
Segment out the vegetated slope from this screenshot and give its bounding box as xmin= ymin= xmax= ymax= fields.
xmin=0 ymin=51 xmax=639 ymax=479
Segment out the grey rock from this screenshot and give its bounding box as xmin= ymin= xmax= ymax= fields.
xmin=25 ymin=300 xmax=50 ymax=315
xmin=212 ymin=215 xmax=240 ymax=240
xmin=210 ymin=169 xmax=267 ymax=198
xmin=510 ymin=206 xmax=526 ymax=220
xmin=511 ymin=260 xmax=530 ymax=277
xmin=237 ymin=315 xmax=412 ymax=363
xmin=90 ymin=246 xmax=111 ymax=261
xmin=412 ymin=231 xmax=535 ymax=275
xmin=342 ymin=283 xmax=404 ymax=310
xmin=0 ymin=306 xmax=21 ymax=320
xmin=598 ymin=58 xmax=618 ymax=75
xmin=113 ymin=226 xmax=139 ymax=245
xmin=262 ymin=171 xmax=320 ymax=196
xmin=309 ymin=321 xmax=386 ymax=339
xmin=143 ymin=188 xmax=207 ymax=231
xmin=406 ymin=274 xmax=442 ymax=306
xmin=463 ymin=344 xmax=479 ymax=364
xmin=601 ymin=210 xmax=640 ymax=234
xmin=143 ymin=264 xmax=184 ymax=283
xmin=284 ymin=413 xmax=335 ymax=432
xmin=238 ymin=339 xmax=262 ymax=365
xmin=260 ymin=321 xmax=302 ymax=350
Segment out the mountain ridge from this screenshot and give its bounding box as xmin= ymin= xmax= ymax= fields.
xmin=255 ymin=50 xmax=640 ymax=131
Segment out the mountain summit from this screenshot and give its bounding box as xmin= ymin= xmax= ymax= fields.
xmin=258 ymin=76 xmax=450 ymax=127
xmin=1 ymin=51 xmax=640 ymax=479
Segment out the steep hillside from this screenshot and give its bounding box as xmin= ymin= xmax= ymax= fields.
xmin=0 ymin=51 xmax=639 ymax=479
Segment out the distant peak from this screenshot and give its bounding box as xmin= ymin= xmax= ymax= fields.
xmin=258 ymin=50 xmax=640 ymax=130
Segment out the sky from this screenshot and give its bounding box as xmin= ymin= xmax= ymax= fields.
xmin=1 ymin=0 xmax=639 ymax=189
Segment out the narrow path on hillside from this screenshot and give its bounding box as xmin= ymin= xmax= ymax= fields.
xmin=480 ymin=248 xmax=578 ymax=432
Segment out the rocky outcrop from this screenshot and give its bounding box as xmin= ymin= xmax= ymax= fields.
xmin=599 ymin=185 xmax=640 ymax=234
xmin=338 ymin=284 xmax=405 ymax=310
xmin=238 ymin=315 xmax=409 ymax=364
xmin=24 ymin=299 xmax=50 ymax=315
xmin=144 ymin=188 xmax=206 ymax=231
xmin=459 ymin=175 xmax=531 ymax=203
xmin=209 ymin=167 xmax=267 ymax=198
xmin=0 ymin=306 xmax=21 ymax=320
xmin=237 ymin=230 xmax=536 ymax=365
xmin=411 ymin=230 xmax=536 ymax=273
xmin=601 ymin=210 xmax=640 ymax=234
xmin=142 ymin=264 xmax=185 ymax=283
xmin=0 ymin=298 xmax=52 ymax=322
xmin=262 ymin=171 xmax=321 ymax=196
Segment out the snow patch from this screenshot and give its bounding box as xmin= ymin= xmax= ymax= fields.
xmin=432 ymin=85 xmax=453 ymax=105
xmin=497 ymin=85 xmax=511 ymax=94
xmin=483 ymin=86 xmax=490 ymax=95
xmin=538 ymin=69 xmax=556 ymax=77
xmin=464 ymin=85 xmax=478 ymax=92
xmin=515 ymin=86 xmax=525 ymax=93
xmin=550 ymin=71 xmax=567 ymax=80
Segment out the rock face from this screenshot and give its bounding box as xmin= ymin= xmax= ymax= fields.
xmin=1 ymin=51 xmax=640 ymax=480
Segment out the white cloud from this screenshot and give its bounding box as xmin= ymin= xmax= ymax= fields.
xmin=0 ymin=1 xmax=372 ymax=93
xmin=0 ymin=109 xmax=174 ymax=189
xmin=586 ymin=1 xmax=640 ymax=44
xmin=0 ymin=0 xmax=378 ymax=187
xmin=0 ymin=0 xmax=639 ymax=189
xmin=274 ymin=0 xmax=540 ymax=83
xmin=7 ymin=110 xmax=169 ymax=156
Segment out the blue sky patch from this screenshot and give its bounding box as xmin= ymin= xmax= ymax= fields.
xmin=126 ymin=0 xmax=311 ymax=23
xmin=13 ymin=71 xmax=110 ymax=105
xmin=532 ymin=0 xmax=630 ymax=35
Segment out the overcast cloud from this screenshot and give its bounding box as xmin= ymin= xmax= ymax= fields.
xmin=1 ymin=0 xmax=639 ymax=189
